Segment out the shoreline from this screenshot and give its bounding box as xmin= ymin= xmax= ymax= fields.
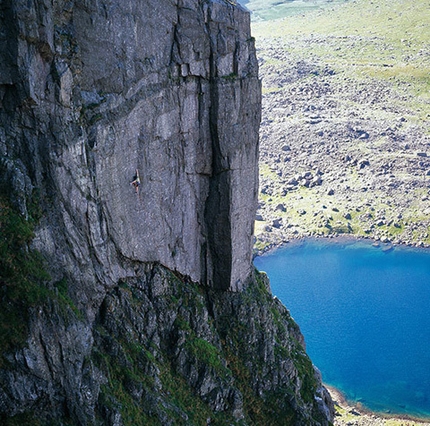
xmin=326 ymin=384 xmax=430 ymax=425
xmin=253 ymin=233 xmax=430 ymax=258
xmin=253 ymin=236 xmax=430 ymax=425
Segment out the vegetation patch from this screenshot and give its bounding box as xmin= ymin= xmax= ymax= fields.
xmin=94 ymin=327 xmax=235 ymax=425
xmin=0 ymin=188 xmax=83 ymax=366
xmin=292 ymin=349 xmax=318 ymax=404
xmin=0 ymin=192 xmax=50 ymax=363
xmin=186 ymin=337 xmax=231 ymax=379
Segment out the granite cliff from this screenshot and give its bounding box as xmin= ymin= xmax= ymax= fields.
xmin=0 ymin=0 xmax=333 ymax=424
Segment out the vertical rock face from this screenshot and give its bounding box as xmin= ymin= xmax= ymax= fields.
xmin=0 ymin=0 xmax=334 ymax=424
xmin=1 ymin=0 xmax=260 ymax=300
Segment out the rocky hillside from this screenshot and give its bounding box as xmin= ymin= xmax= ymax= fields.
xmin=251 ymin=0 xmax=430 ymax=252
xmin=0 ymin=0 xmax=333 ymax=424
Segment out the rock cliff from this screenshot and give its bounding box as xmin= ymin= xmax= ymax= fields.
xmin=1 ymin=0 xmax=260 ymax=297
xmin=0 ymin=0 xmax=334 ymax=424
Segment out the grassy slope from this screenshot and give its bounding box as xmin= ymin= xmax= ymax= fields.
xmin=251 ymin=0 xmax=430 ymax=250
xmin=253 ymin=0 xmax=430 ymax=95
xmin=240 ymin=0 xmax=350 ymax=22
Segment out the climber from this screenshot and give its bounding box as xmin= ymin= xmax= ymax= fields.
xmin=225 ymin=0 xmax=237 ymax=5
xmin=130 ymin=169 xmax=140 ymax=194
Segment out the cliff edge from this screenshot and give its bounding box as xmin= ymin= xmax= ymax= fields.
xmin=0 ymin=0 xmax=334 ymax=424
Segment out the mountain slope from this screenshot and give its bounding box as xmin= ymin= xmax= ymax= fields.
xmin=252 ymin=0 xmax=430 ymax=251
xmin=0 ymin=0 xmax=333 ymax=424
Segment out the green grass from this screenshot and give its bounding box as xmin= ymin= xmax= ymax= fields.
xmin=0 ymin=188 xmax=84 ymax=367
xmin=186 ymin=337 xmax=231 ymax=379
xmin=253 ymin=0 xmax=430 ymax=98
xmin=252 ymin=0 xmax=430 ymax=40
xmin=94 ymin=342 xmax=160 ymax=426
xmin=240 ymin=0 xmax=350 ymax=22
xmin=0 ymin=193 xmax=51 ymax=363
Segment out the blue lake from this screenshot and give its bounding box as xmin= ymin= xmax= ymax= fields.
xmin=254 ymin=238 xmax=430 ymax=419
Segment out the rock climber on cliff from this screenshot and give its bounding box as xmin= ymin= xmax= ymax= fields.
xmin=131 ymin=169 xmax=140 ymax=194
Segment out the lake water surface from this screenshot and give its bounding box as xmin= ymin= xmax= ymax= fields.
xmin=254 ymin=239 xmax=430 ymax=419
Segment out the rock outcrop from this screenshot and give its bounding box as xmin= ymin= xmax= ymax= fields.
xmin=0 ymin=0 xmax=334 ymax=424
